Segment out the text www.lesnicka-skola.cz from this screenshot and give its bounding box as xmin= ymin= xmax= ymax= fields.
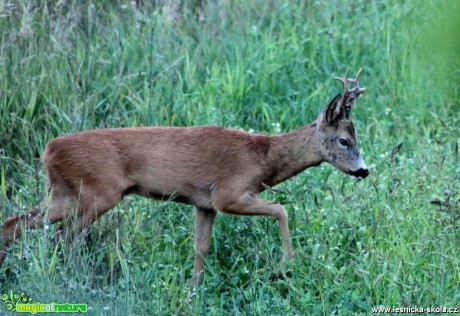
xmin=372 ymin=306 xmax=459 ymax=314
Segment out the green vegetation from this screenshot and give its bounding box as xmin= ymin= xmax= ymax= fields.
xmin=1 ymin=0 xmax=459 ymax=314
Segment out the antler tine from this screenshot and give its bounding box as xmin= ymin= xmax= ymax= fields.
xmin=334 ymin=67 xmax=350 ymax=95
xmin=355 ymin=67 xmax=363 ymax=82
xmin=346 ymin=68 xmax=366 ymax=93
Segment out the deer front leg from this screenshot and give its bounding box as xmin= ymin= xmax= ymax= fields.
xmin=192 ymin=207 xmax=216 ymax=287
xmin=215 ymin=192 xmax=293 ymax=262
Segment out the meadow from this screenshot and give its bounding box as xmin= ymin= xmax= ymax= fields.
xmin=0 ymin=0 xmax=459 ymax=315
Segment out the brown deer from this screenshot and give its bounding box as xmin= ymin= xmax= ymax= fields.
xmin=0 ymin=68 xmax=368 ymax=286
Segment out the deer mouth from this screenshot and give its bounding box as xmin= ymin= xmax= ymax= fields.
xmin=348 ymin=168 xmax=369 ymax=180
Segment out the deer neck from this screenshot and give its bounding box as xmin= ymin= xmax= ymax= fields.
xmin=266 ymin=122 xmax=323 ymax=186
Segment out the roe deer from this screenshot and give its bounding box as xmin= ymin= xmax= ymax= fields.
xmin=1 ymin=68 xmax=368 ymax=286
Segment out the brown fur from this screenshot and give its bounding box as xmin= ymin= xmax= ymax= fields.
xmin=0 ymin=70 xmax=368 ymax=287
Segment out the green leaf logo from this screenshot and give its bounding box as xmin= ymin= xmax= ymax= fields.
xmin=1 ymin=290 xmax=34 ymax=312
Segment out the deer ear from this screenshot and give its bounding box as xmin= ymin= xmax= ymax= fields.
xmin=317 ymin=94 xmax=342 ymax=127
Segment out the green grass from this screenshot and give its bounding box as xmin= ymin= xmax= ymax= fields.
xmin=1 ymin=0 xmax=459 ymax=315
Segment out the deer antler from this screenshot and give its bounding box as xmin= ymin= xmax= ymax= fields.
xmin=335 ymin=67 xmax=350 ymax=96
xmin=334 ymin=68 xmax=365 ymax=117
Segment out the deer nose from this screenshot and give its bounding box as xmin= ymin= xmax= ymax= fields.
xmin=349 ymin=168 xmax=369 ymax=179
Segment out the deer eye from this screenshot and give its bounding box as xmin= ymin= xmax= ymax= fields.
xmin=339 ymin=138 xmax=350 ymax=147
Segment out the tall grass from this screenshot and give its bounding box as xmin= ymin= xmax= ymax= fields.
xmin=1 ymin=0 xmax=459 ymax=315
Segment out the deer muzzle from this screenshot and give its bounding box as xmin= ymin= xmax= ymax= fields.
xmin=348 ymin=168 xmax=369 ymax=180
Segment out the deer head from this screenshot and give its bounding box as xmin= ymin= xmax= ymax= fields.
xmin=316 ymin=68 xmax=369 ymax=179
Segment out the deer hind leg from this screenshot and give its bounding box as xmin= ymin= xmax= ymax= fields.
xmin=74 ymin=194 xmax=123 ymax=238
xmin=214 ymin=191 xmax=293 ymax=261
xmin=192 ymin=207 xmax=217 ymax=287
xmin=0 ymin=181 xmax=74 ymax=268
xmin=0 ymin=173 xmax=123 ymax=268
xmin=53 ymin=183 xmax=125 ymax=245
xmin=0 ymin=205 xmax=44 ymax=267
